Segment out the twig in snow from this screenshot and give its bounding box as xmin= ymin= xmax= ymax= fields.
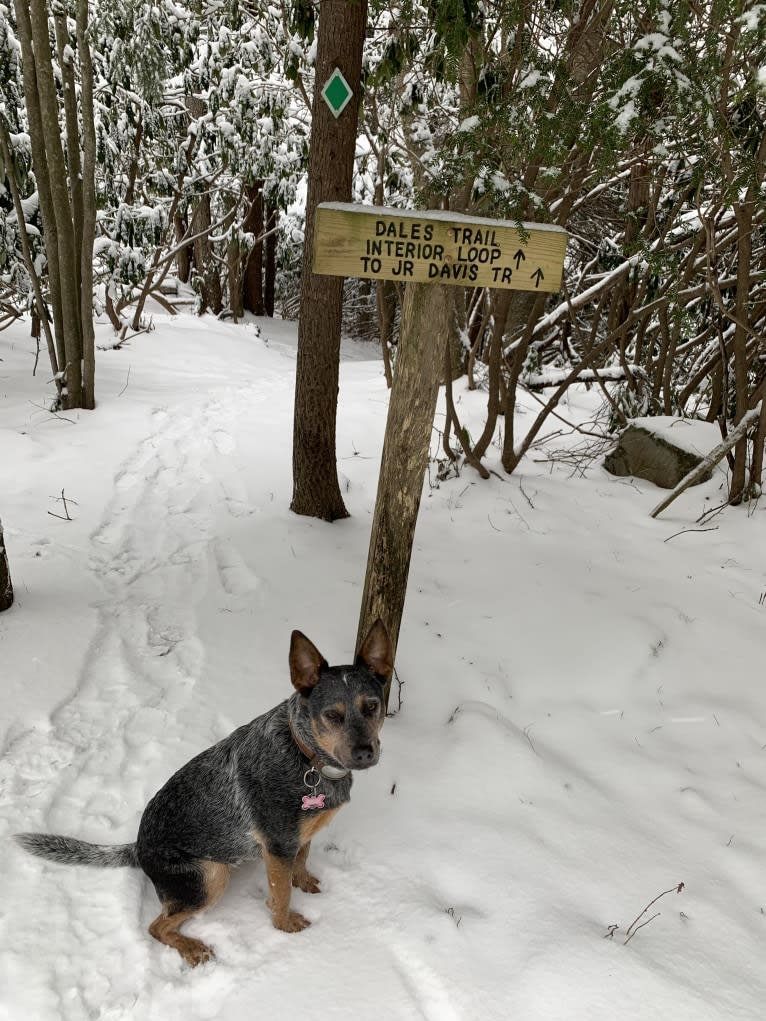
xmin=696 ymin=501 xmax=728 ymax=525
xmin=663 ymin=526 xmax=719 ymax=543
xmin=624 ymin=912 xmax=661 ymax=944
xmin=47 ymin=488 xmax=76 ymax=521
xmin=445 ymin=906 xmax=462 ymax=927
xmin=523 ymin=723 xmax=539 ymax=756
xmin=118 ymin=365 xmax=131 ymax=397
xmin=29 ymin=400 xmax=76 ymax=424
xmin=519 ymin=479 xmax=536 ymax=509
xmin=623 ymin=883 xmax=684 ymax=945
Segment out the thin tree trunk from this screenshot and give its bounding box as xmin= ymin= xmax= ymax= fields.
xmin=242 ymin=182 xmax=265 ymax=315
xmin=28 ymin=0 xmax=83 ymax=407
xmin=749 ymin=398 xmax=766 ymax=495
xmin=501 ymin=292 xmax=547 ymax=473
xmin=356 ymin=283 xmax=451 ymax=688
xmin=443 ymin=287 xmax=466 ymax=382
xmin=443 ymin=336 xmax=489 ymax=479
xmin=192 ymin=191 xmax=222 ymax=314
xmin=175 ymin=212 xmax=192 ymax=283
xmin=124 ymin=113 xmax=143 ymax=206
xmin=727 ymin=124 xmax=765 ymax=502
xmin=77 ymin=0 xmax=96 ymax=409
xmin=291 ymin=0 xmax=368 ymax=521
xmin=375 ymin=279 xmax=396 ymax=388
xmin=53 ymin=9 xmax=83 ymax=295
xmin=729 ymin=212 xmax=751 ymax=505
xmin=474 ymin=290 xmax=511 ymax=459
xmin=12 ymin=0 xmax=67 ymax=373
xmin=264 ymin=204 xmax=277 ymax=317
xmin=228 ymin=235 xmax=243 ymax=321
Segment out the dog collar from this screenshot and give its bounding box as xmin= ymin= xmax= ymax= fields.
xmin=288 ymin=720 xmax=350 ymax=779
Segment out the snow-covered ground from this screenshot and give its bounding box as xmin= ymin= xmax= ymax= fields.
xmin=1 ymin=312 xmax=765 ymax=1020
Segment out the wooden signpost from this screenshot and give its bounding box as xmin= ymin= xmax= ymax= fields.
xmin=314 ymin=203 xmax=567 ymax=292
xmin=313 ymin=203 xmax=567 ymax=697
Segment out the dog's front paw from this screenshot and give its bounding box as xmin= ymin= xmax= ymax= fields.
xmin=274 ymin=910 xmax=311 ymax=933
xmin=293 ymin=871 xmax=321 ymax=894
xmin=177 ymin=936 xmax=216 ymax=967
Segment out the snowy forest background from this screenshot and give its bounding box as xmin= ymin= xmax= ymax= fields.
xmin=1 ymin=0 xmax=765 ymax=506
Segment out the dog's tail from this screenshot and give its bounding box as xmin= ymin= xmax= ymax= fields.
xmin=15 ymin=832 xmax=139 ymax=868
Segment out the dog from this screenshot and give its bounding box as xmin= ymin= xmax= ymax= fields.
xmin=15 ymin=620 xmax=392 ymax=966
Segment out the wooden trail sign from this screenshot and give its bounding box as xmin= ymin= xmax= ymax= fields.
xmin=311 ymin=203 xmax=567 ymax=696
xmin=314 ymin=202 xmax=567 ymax=292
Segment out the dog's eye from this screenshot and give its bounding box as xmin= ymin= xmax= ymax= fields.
xmin=362 ymin=699 xmax=380 ymax=717
xmin=323 ymin=709 xmax=345 ymax=725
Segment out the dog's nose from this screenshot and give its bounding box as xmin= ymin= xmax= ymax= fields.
xmin=351 ymin=743 xmax=376 ymax=766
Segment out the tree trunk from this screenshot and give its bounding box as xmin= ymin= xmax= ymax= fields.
xmin=501 ymin=292 xmax=546 ymax=473
xmin=291 ymin=0 xmax=367 ymax=521
xmin=27 ymin=0 xmax=83 ymax=407
xmin=53 ymin=9 xmax=83 ymax=301
xmin=192 ymin=191 xmax=222 ymax=314
xmin=443 ymin=287 xmax=467 ymax=382
xmin=77 ymin=0 xmax=97 ymax=409
xmin=473 ymin=289 xmax=511 ymax=459
xmin=749 ymin=397 xmax=766 ymax=495
xmin=175 ymin=212 xmax=192 ymax=283
xmin=376 ymin=279 xmax=396 ymax=388
xmin=228 ymin=235 xmax=243 ymax=322
xmin=242 ymin=182 xmax=265 ymax=315
xmin=356 ymin=283 xmax=451 ymax=690
xmin=13 ymin=0 xmax=96 ymax=410
xmin=264 ymin=204 xmax=278 ymax=317
xmin=0 ymin=519 xmax=13 ymax=612
xmin=13 ymin=0 xmax=67 ymax=382
xmin=729 ymin=196 xmax=758 ymax=503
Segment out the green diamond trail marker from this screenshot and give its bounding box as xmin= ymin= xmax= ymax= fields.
xmin=321 ymin=68 xmax=353 ymax=119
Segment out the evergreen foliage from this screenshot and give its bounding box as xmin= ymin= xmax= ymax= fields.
xmin=0 ymin=0 xmax=764 ymax=495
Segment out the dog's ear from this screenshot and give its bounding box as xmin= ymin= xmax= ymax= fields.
xmin=356 ymin=619 xmax=393 ymax=682
xmin=289 ymin=631 xmax=328 ymax=696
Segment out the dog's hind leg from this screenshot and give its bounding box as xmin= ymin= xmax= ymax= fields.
xmin=148 ymin=860 xmax=230 ymax=967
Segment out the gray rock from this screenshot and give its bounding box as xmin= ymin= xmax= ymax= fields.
xmin=604 ymin=424 xmax=713 ymax=489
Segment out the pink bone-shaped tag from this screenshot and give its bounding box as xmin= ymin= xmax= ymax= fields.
xmin=301 ymin=793 xmax=326 ymax=811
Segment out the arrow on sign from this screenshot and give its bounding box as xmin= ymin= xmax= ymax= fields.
xmin=513 ymin=249 xmax=526 ymax=270
xmin=531 ymin=267 xmax=545 ymax=288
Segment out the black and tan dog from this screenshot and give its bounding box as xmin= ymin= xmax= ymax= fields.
xmin=15 ymin=620 xmax=392 ymax=966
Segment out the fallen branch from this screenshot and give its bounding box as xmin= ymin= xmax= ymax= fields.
xmin=521 ymin=365 xmax=646 ymax=391
xmin=663 ymin=525 xmax=719 ymax=542
xmin=650 ymin=404 xmax=762 ymax=518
